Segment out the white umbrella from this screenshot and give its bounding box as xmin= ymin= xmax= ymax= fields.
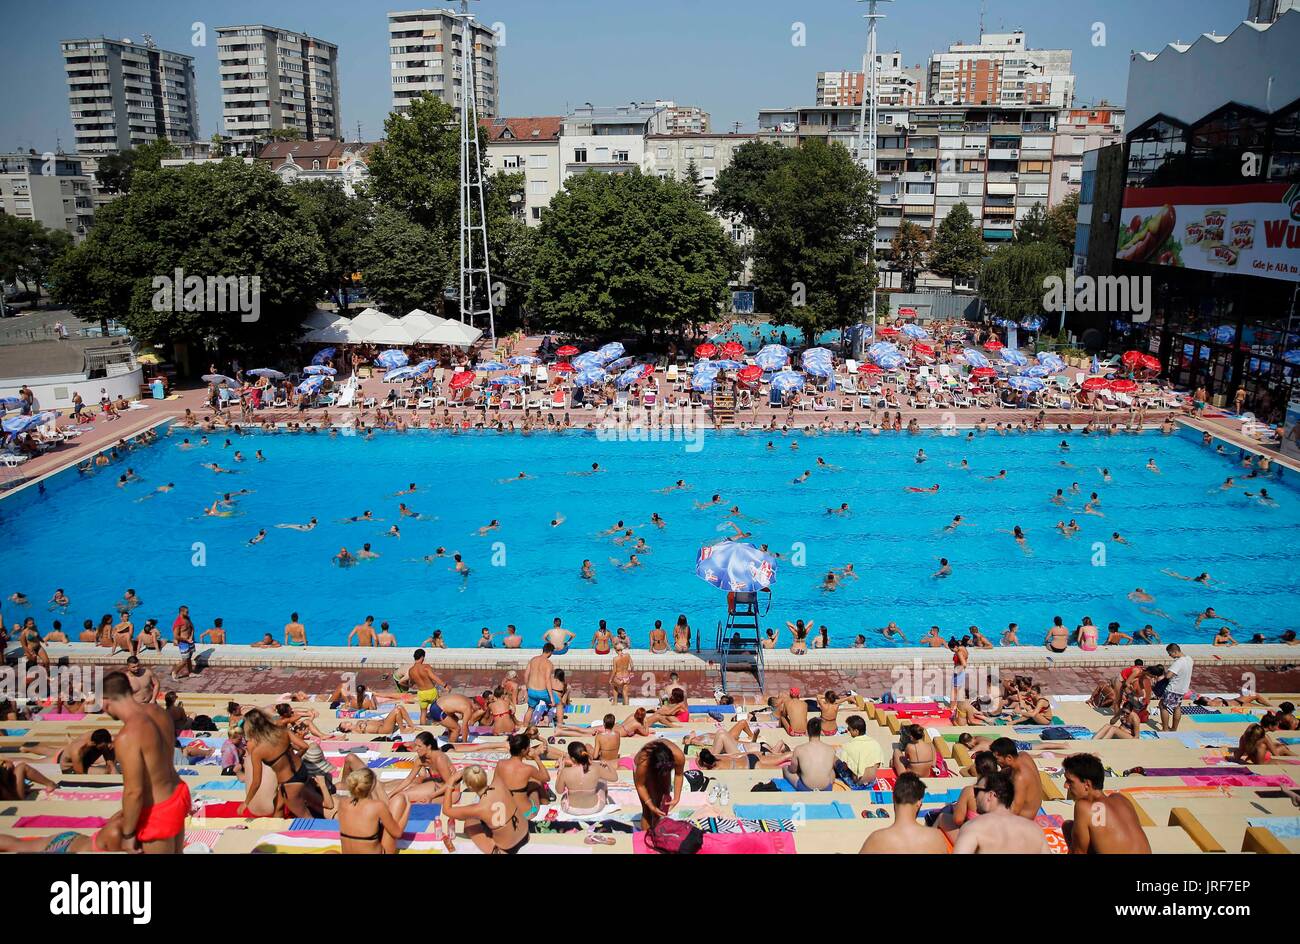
xmin=302 ymin=316 xmax=354 ymax=344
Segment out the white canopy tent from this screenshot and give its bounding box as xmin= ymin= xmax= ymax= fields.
xmin=302 ymin=316 xmax=354 ymax=344
xmin=415 ymin=318 xmax=481 ymax=348
xmin=298 ymin=306 xmax=482 ymax=348
xmin=361 ymin=321 xmax=423 ymax=345
xmin=300 ymin=308 xmax=342 ymax=331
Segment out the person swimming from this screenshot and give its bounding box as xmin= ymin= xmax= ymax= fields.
xmin=905 ymin=484 xmax=940 ymax=493
xmin=277 ymin=517 xmax=318 ymax=531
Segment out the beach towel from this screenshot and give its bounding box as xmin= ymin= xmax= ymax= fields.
xmin=1246 ymin=816 xmax=1300 ymax=839
xmin=46 ymin=789 xmax=123 ymax=801
xmin=1144 ymin=766 xmax=1252 ymax=777
xmin=1014 ymin=725 xmax=1093 ymax=738
xmin=183 ymin=828 xmax=224 ymax=852
xmin=633 ymin=830 xmax=796 ymax=854
xmin=693 ymin=817 xmax=795 ymax=833
xmin=733 ymin=801 xmax=854 ymax=821
xmin=38 ymin=713 xmax=87 ymax=721
xmin=1181 ymin=775 xmax=1295 ymax=788
xmin=14 ymin=815 xmax=107 ymax=828
xmin=1189 ymin=714 xmax=1262 ymax=724
xmin=536 ymin=801 xmax=629 ymax=824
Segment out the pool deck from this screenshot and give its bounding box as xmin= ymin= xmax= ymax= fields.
xmin=11 ymin=640 xmax=1299 ymax=698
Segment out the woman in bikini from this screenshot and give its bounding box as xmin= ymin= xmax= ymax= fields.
xmin=1006 ymin=685 xmax=1054 ymax=726
xmin=239 ymin=708 xmax=324 ymax=818
xmin=0 ymin=759 xmax=57 ymax=800
xmin=335 ymin=703 xmax=416 ymax=735
xmin=645 ymin=689 xmax=690 ymax=727
xmin=337 ymin=767 xmax=409 ymax=854
xmin=609 ymin=643 xmax=633 ymax=705
xmin=555 ymin=741 xmax=617 ymax=815
xmin=486 ymin=687 xmax=518 ymax=734
xmin=444 ymin=765 xmax=531 ymax=854
xmin=1230 ymin=724 xmax=1273 ymax=765
xmin=495 ymin=732 xmax=551 ymax=825
xmin=891 ymin=724 xmax=936 ymax=777
xmin=932 ymin=750 xmax=998 ymax=832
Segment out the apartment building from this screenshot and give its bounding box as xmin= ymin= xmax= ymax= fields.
xmin=481 ymin=116 xmax=562 ymax=225
xmin=927 ymin=31 xmax=1074 ymax=108
xmin=388 ymin=8 xmax=500 ymax=117
xmin=0 ymin=152 xmax=95 ymax=240
xmin=817 ymin=52 xmax=926 ymax=107
xmin=559 ymin=103 xmax=663 ymax=181
xmin=651 ymin=101 xmax=712 ymax=134
xmin=60 ymin=37 xmax=199 ymax=155
xmin=1049 ymin=104 xmax=1125 ymax=206
xmin=216 ymin=25 xmax=341 ymax=155
xmin=757 ymin=102 xmax=1067 ymax=270
xmin=644 ymin=132 xmax=757 ymax=252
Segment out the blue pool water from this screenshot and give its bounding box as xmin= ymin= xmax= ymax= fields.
xmin=2 ymin=425 xmax=1297 ymax=649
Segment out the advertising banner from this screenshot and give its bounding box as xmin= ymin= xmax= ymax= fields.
xmin=1116 ymin=183 xmax=1300 ymax=282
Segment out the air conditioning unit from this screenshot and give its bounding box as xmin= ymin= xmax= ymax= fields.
xmin=1010 ymin=149 xmax=1020 ymax=158
xmin=924 ymin=171 xmax=933 ymax=178
xmin=1010 ymin=172 xmax=1019 ymax=179
xmin=906 ymin=148 xmax=915 ymax=155
xmin=891 ymin=172 xmax=900 ymax=179
xmin=890 ymin=194 xmax=899 ymax=202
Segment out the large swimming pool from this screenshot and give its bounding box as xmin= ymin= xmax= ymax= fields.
xmin=2 ymin=424 xmax=1296 ymax=649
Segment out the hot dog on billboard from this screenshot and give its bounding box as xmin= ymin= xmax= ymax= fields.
xmin=1117 ymin=204 xmax=1176 ymax=263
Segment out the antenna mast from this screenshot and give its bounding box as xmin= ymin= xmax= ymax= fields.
xmin=457 ymin=0 xmax=495 ymax=344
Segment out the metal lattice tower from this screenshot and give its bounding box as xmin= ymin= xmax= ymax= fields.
xmin=854 ymin=0 xmax=891 ymax=328
xmin=457 ymin=1 xmax=495 ymax=344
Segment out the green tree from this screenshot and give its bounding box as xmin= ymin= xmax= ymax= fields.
xmin=928 ymin=202 xmax=985 ymax=285
xmin=745 ymin=139 xmax=876 ymax=344
xmin=527 ymin=171 xmax=737 ymax=339
xmin=92 ymin=138 xmax=180 ymax=194
xmin=0 ymin=215 xmax=72 ymax=305
xmin=1014 ymin=201 xmax=1051 ymax=244
xmin=354 ymin=206 xmax=451 ymax=316
xmin=1045 ymin=192 xmax=1081 ymax=256
xmin=365 ymin=93 xmax=464 ymax=245
xmin=979 ymin=240 xmax=1068 ymax=320
xmin=51 ymin=160 xmax=328 ymax=353
xmin=288 ymin=179 xmax=370 ymax=310
xmin=682 ymin=160 xmax=706 ymax=206
xmin=267 ymin=128 xmax=303 ymax=142
xmin=890 ymin=220 xmax=929 ymax=292
xmin=711 ymin=140 xmax=793 ymax=231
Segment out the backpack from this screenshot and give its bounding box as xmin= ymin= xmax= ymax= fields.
xmin=646 ymin=818 xmax=703 ymax=855
xmin=683 ymin=769 xmax=712 ymax=792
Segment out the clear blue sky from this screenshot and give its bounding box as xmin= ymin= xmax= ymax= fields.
xmin=0 ymin=0 xmax=1247 ymax=152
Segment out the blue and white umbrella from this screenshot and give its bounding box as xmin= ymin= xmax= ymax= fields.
xmin=696 ymin=541 xmax=778 ymax=592
xmin=755 ymin=349 xmax=788 ymax=371
xmin=993 ymin=317 xmax=1018 ymax=330
xmin=1007 ymin=376 xmax=1045 ymax=392
xmin=573 ymin=368 xmax=607 ymax=387
xmin=868 ymin=341 xmax=899 ymax=361
xmin=1022 ymin=365 xmax=1053 ymax=379
xmin=801 ymin=347 xmax=833 ymax=364
xmin=311 ymin=348 xmax=336 ymax=365
xmin=489 ymin=375 xmax=524 ymax=386
xmin=876 ymin=352 xmax=906 ymax=370
xmin=616 ymin=366 xmax=646 ymax=389
xmin=1210 ymin=325 xmax=1236 ymax=344
xmin=757 ymin=343 xmax=790 ymax=358
xmin=804 ymin=360 xmax=834 ymax=378
xmin=770 ymin=372 xmax=806 ymax=395
xmin=248 ymin=367 xmax=285 ymax=380
xmin=303 ymin=365 xmax=336 ymax=376
xmin=596 ymin=342 xmax=625 ymax=364
xmin=508 ymin=355 xmax=540 ymax=366
xmin=413 ymin=360 xmax=436 ymax=374
xmin=477 ymin=361 xmax=508 ymax=372
xmin=296 ymin=375 xmax=327 ymax=395
xmin=962 ymin=349 xmax=990 ymax=368
xmin=901 ymin=324 xmax=929 ymax=340
xmin=1000 ymin=349 xmax=1029 ymax=366
xmin=201 ymin=374 xmax=236 ymax=385
xmin=1035 ymin=352 xmax=1065 ymax=371
xmin=374 ymin=350 xmax=408 ymax=370
xmin=571 ymin=352 xmax=603 ymax=370
xmin=691 ymin=372 xmax=718 ymax=392
xmin=710 ymin=359 xmax=744 ymax=370
xmin=2 ymin=414 xmax=41 ymax=434
xmin=1019 ymin=316 xmax=1045 ymax=332
xmin=606 ymin=356 xmax=634 ymax=371
xmin=384 ymin=365 xmax=424 ymax=382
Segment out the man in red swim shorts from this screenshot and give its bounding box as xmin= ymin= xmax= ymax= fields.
xmin=102 ymin=671 xmax=188 ymax=853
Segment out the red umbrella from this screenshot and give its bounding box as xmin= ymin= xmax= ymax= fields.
xmin=449 ymin=371 xmax=476 ymax=389
xmin=721 ymin=341 xmax=746 ymax=359
xmin=913 ymin=343 xmax=935 ymax=357
xmin=555 ymin=345 xmax=579 ymax=357
xmin=971 ymin=366 xmax=997 ymax=378
xmin=898 ymin=307 xmax=917 ymax=317
xmin=695 ymin=343 xmax=717 ymax=358
xmin=1080 ymin=377 xmax=1109 ymax=391
xmin=1108 ymin=379 xmax=1138 ymax=393
xmin=737 ymin=365 xmax=763 ymax=382
xmin=638 ymin=363 xmax=657 ymax=380
xmin=1139 ymin=354 xmax=1161 ymax=372
xmin=878 ymin=326 xmax=900 ymax=336
xmin=857 ymin=363 xmax=883 ymax=374
xmin=983 ymin=339 xmax=1004 ymax=350
xmin=552 ymin=362 xmax=575 ymax=374
xmin=1120 ymin=350 xmax=1145 ymax=367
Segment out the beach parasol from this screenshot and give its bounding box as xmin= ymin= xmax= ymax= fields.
xmin=311 ymin=348 xmax=336 ymax=365
xmin=248 ymin=368 xmax=285 ymax=380
xmin=303 ymin=365 xmax=337 ymax=376
xmin=695 ymin=542 xmax=778 ymax=592
xmin=449 ymin=371 xmax=476 ymax=389
xmin=721 ymin=341 xmax=746 ymax=359
xmin=695 ymin=343 xmax=718 ymax=358
xmin=555 ymin=345 xmax=579 ymax=357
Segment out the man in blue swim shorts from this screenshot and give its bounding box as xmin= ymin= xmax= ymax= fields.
xmin=525 ymin=643 xmax=557 ymax=717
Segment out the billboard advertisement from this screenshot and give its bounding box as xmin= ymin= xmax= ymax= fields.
xmin=1116 ymin=182 xmax=1300 ymax=282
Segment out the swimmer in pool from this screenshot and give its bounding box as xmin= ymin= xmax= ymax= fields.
xmin=839 ymin=563 xmax=858 ymax=580
xmin=499 ymin=471 xmax=532 ymax=483
xmin=580 ymin=559 xmax=596 ymax=581
xmin=202 ymin=462 xmax=239 ymax=474
xmin=655 ymin=480 xmax=690 ymax=493
xmin=826 ymin=502 xmax=850 ymax=516
xmin=394 ymin=483 xmax=419 ymax=496
xmin=277 ymin=517 xmax=318 ymax=531
xmin=1163 ymin=570 xmax=1215 ymax=585
xmin=204 ymin=499 xmax=235 ymax=517
xmin=550 ymin=514 xmax=566 ymax=527
xmin=598 ymin=520 xmax=625 ymax=536
xmin=1244 ymin=488 xmax=1277 ymax=506
xmin=570 ymin=462 xmax=602 ymax=476
xmin=357 ymin=543 xmax=380 ymax=559
xmin=945 ymin=515 xmax=971 ymax=532
xmin=1146 ymin=458 xmax=1161 ymax=474
xmin=933 ymin=558 xmax=952 ymax=578
xmin=1194 ymin=607 xmax=1238 ymax=629
xmin=821 ymin=571 xmax=841 ymax=592
xmin=693 ymin=494 xmax=723 ymax=509
xmin=1050 ymin=489 xmax=1066 ymax=505
xmin=248 ymin=529 xmax=267 ymax=546
xmin=1111 ymin=531 xmax=1130 ymax=545
xmin=905 ymin=484 xmax=940 ymax=493
xmin=386 ymin=525 xmax=401 ymax=538
xmin=346 ymin=510 xmax=377 ymax=523
xmin=915 ymin=449 xmax=928 ymax=463
xmin=452 ymin=554 xmax=471 ymax=587
xmin=398 ymin=503 xmax=421 ymax=518
xmin=650 ymin=513 xmax=666 ymax=529
xmin=793 ymin=470 xmax=811 ymax=484
xmin=1128 ymin=588 xmax=1154 ymax=604
xmin=982 ymin=469 xmax=1007 ymax=480
xmin=476 ymin=519 xmax=500 ymax=536
xmin=998 ymin=525 xmax=1032 ymax=555
xmin=335 ymin=547 xmax=355 ymax=566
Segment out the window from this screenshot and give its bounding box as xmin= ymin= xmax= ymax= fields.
xmin=703 ymin=145 xmax=715 ymax=159
xmin=1018 ymin=159 xmax=1050 ymax=174
xmin=1125 ymin=117 xmax=1187 ymax=188
xmin=657 ymin=146 xmax=668 ymax=159
xmin=532 ymin=206 xmax=542 ymax=220
xmin=527 ymin=154 xmax=548 ymax=170
xmin=1188 ymin=105 xmax=1268 ymax=182
xmin=528 ymin=179 xmax=546 ymax=195
xmin=573 ymin=147 xmax=587 ymax=163
xmin=595 ymin=146 xmax=609 ymax=162
xmin=1267 ymin=100 xmax=1300 ymax=182
xmin=613 ymin=149 xmax=629 ymax=163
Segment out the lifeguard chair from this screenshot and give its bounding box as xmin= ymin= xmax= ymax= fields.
xmin=714 ymin=589 xmax=767 ymax=695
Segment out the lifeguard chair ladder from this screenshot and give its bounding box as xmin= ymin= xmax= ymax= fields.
xmin=715 ymin=591 xmax=765 ymax=695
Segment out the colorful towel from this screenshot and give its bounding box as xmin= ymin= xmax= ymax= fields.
xmin=47 ymin=789 xmax=123 ymax=801
xmin=693 ymin=817 xmax=795 ymax=833
xmin=733 ymin=801 xmax=854 ymax=821
xmin=14 ymin=815 xmax=107 ymax=828
xmin=1246 ymin=816 xmax=1300 ymax=839
xmin=1189 ymin=714 xmax=1262 ymax=724
xmin=1181 ymin=775 xmax=1295 ymax=787
xmin=633 ymin=831 xmax=797 ymax=854
xmin=1144 ymin=766 xmax=1252 ymax=777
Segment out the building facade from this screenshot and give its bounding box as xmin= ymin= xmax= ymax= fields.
xmin=817 ymin=52 xmax=926 ymax=107
xmin=927 ymin=31 xmax=1074 ymax=108
xmin=1049 ymin=105 xmax=1126 ymax=206
xmin=1079 ymin=11 xmax=1300 ymax=420
xmin=559 ymin=103 xmax=663 ymax=182
xmin=644 ymin=132 xmax=757 ymax=249
xmin=481 ymin=117 xmax=562 ymax=226
xmin=0 ymin=152 xmax=95 ymax=240
xmin=388 ymin=8 xmax=499 ymax=117
xmin=60 ymin=37 xmax=199 ymax=155
xmin=651 ymin=101 xmax=711 ymax=135
xmin=216 ymin=25 xmax=341 ymax=155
